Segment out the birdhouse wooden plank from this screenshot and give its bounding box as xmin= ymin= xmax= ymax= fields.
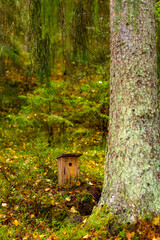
xmin=56 ymin=154 xmax=82 ymax=185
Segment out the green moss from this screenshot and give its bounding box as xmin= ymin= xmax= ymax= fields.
xmin=87 ymin=205 xmax=117 ymax=230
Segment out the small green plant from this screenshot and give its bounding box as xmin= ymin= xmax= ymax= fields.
xmin=141 ymin=212 xmax=153 ymax=221
xmin=118 ymin=229 xmax=127 ymax=239
xmin=8 ymin=81 xmax=74 ymax=146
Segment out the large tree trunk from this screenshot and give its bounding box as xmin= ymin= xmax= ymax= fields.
xmin=99 ymin=0 xmax=160 ymax=221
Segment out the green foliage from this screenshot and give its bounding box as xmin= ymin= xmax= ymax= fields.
xmin=5 ymin=64 xmax=109 ymax=147
xmin=8 ymin=81 xmax=74 ymax=145
xmin=156 ymin=0 xmax=160 ymax=22
xmin=71 ymin=0 xmax=92 ymax=63
xmin=0 ymin=0 xmax=27 ymax=69
xmin=87 ymin=205 xmax=117 ymax=231
xmin=29 ymin=0 xmax=55 ymax=81
xmin=40 ymin=0 xmax=61 ymax=42
xmin=0 ymin=226 xmax=13 ymax=240
xmin=69 ymin=67 xmax=109 ymax=142
xmin=71 ymin=0 xmax=109 ymax=65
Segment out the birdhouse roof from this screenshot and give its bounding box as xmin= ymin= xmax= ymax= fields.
xmin=56 ymin=153 xmax=82 ymax=159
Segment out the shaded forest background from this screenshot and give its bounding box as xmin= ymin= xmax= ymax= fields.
xmin=0 ymin=0 xmax=160 ymax=239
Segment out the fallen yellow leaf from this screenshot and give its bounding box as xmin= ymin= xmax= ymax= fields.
xmin=76 ymin=181 xmax=81 ymax=186
xmin=82 ymin=218 xmax=87 ymax=224
xmin=83 ymin=234 xmax=92 ymax=239
xmin=39 ymin=235 xmax=45 ymax=238
xmin=33 ymin=234 xmax=38 ymax=239
xmin=65 ymin=197 xmax=71 ymax=202
xmin=14 ymin=205 xmax=19 ymax=211
xmin=13 ymin=219 xmax=19 ymax=226
xmin=47 ymin=233 xmax=58 ymax=240
xmin=152 ymin=216 xmax=160 ymax=226
xmin=70 ymin=206 xmax=77 ymax=213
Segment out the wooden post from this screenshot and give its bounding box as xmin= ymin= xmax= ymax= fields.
xmin=56 ymin=154 xmax=82 ymax=185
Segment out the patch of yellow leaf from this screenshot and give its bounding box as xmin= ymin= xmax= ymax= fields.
xmin=69 ymin=206 xmax=78 ymax=213
xmin=76 ymin=180 xmax=81 ymax=186
xmin=152 ymin=216 xmax=160 ymax=226
xmin=47 ymin=233 xmax=59 ymax=240
xmin=13 ymin=219 xmax=19 ymax=226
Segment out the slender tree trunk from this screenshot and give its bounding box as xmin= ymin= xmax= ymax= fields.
xmin=60 ymin=0 xmax=68 ymax=75
xmin=0 ymin=57 xmax=5 ymax=76
xmin=47 ymin=101 xmax=54 ymax=146
xmin=99 ymin=0 xmax=160 ymax=221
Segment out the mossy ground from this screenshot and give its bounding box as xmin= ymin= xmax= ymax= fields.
xmin=0 ymin=143 xmax=160 ymax=240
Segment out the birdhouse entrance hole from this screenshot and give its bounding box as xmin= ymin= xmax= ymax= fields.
xmin=56 ymin=154 xmax=82 ymax=185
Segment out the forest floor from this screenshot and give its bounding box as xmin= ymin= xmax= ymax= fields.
xmin=0 ymin=145 xmax=160 ymax=240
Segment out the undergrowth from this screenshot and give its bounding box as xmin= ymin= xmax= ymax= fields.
xmin=0 ymin=138 xmax=160 ymax=239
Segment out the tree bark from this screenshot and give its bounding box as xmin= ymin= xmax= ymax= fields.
xmin=0 ymin=57 xmax=5 ymax=76
xmin=99 ymin=0 xmax=160 ymax=221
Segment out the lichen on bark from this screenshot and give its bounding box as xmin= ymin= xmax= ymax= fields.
xmin=99 ymin=0 xmax=160 ymax=222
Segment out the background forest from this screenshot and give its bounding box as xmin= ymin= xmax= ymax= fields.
xmin=0 ymin=0 xmax=160 ymax=239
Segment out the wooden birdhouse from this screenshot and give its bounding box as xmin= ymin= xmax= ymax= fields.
xmin=56 ymin=154 xmax=82 ymax=185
